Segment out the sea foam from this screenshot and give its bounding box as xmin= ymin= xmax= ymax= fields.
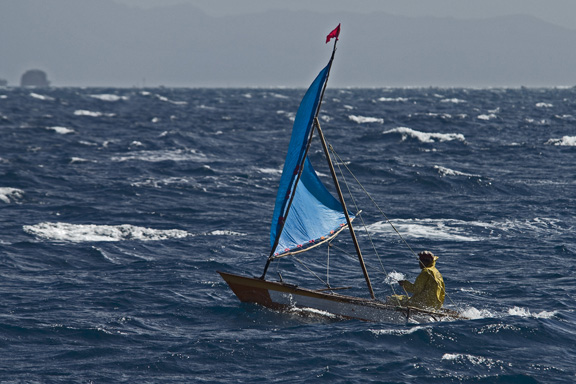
xmin=111 ymin=149 xmax=208 ymax=162
xmin=0 ymin=187 xmax=24 ymax=203
xmin=74 ymin=110 xmax=116 ymax=117
xmin=90 ymin=94 xmax=129 ymax=102
xmin=23 ymin=222 xmax=189 ymax=242
xmin=368 ymin=218 xmax=484 ymax=242
xmin=30 ymin=93 xmax=54 ymax=101
xmin=348 ymin=115 xmax=384 ymax=124
xmin=383 ymin=127 xmax=466 ymax=143
xmin=47 ymin=126 xmax=75 ymax=134
xmin=545 ymin=136 xmax=576 ymax=146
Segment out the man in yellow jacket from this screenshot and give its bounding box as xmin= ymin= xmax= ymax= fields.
xmin=397 ymin=251 xmax=445 ymax=310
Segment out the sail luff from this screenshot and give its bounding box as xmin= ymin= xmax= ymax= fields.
xmin=269 ymin=46 xmax=336 ymax=258
xmin=267 ymin=124 xmax=317 ymax=258
xmin=261 ymin=62 xmax=333 ymax=280
xmin=314 ymin=118 xmax=376 ymax=299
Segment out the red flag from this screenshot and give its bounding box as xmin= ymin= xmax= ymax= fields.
xmin=326 ymin=23 xmax=341 ymax=43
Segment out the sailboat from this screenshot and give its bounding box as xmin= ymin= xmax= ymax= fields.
xmin=219 ymin=25 xmax=467 ymax=323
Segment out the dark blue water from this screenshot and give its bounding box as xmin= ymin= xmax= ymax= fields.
xmin=0 ymin=86 xmax=574 ymax=383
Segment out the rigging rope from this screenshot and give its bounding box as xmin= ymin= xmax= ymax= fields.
xmin=328 ymin=145 xmax=461 ymax=311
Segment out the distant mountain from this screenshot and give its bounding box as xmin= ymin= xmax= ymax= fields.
xmin=2 ymin=0 xmax=576 ymax=87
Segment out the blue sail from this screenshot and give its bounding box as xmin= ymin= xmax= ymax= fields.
xmin=270 ymin=60 xmax=354 ymax=257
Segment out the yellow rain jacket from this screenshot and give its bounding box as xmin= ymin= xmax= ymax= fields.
xmin=402 ymin=259 xmax=445 ymax=310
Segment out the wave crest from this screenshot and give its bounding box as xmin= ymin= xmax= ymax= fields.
xmin=383 ymin=127 xmax=465 ymax=143
xmin=23 ymin=222 xmax=189 ymax=242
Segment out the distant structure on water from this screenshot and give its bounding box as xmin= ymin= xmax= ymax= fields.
xmin=21 ymin=69 xmax=50 ymax=87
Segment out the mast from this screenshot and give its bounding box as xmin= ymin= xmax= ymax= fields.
xmin=314 ymin=31 xmax=376 ymax=299
xmin=314 ymin=117 xmax=375 ymax=299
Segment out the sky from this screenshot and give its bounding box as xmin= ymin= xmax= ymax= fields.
xmin=3 ymin=0 xmax=576 ymax=87
xmin=116 ymin=0 xmax=576 ymax=30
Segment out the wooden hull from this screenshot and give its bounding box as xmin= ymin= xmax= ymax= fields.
xmin=218 ymin=271 xmax=463 ymax=324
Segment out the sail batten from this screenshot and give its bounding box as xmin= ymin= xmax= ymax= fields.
xmin=269 ymin=59 xmax=353 ymax=257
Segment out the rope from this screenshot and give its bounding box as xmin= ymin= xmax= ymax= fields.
xmin=294 ymin=256 xmax=330 ymax=288
xmin=328 ymin=145 xmax=462 ymax=312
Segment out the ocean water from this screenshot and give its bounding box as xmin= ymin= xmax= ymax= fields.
xmin=0 ymin=85 xmax=575 ymax=383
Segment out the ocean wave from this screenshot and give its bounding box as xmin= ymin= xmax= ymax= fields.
xmin=90 ymin=94 xmax=129 ymax=102
xmin=74 ymin=110 xmax=116 ymax=117
xmin=383 ymin=127 xmax=466 ymax=143
xmin=535 ymin=102 xmax=553 ymax=108
xmin=477 ymin=113 xmax=498 ymax=120
xmin=111 ymin=149 xmax=208 ymax=162
xmin=442 ymin=353 xmax=508 ymax=369
xmin=204 ymin=230 xmax=246 ymax=236
xmin=545 ymin=136 xmax=576 ymax=146
xmin=277 ymin=110 xmax=296 ymax=121
xmin=434 ymin=165 xmax=481 ymax=178
xmin=370 ymin=325 xmax=429 ymax=336
xmin=155 ymin=94 xmax=187 ymax=105
xmin=377 ymin=97 xmax=409 ymax=102
xmin=30 ymin=92 xmax=54 ymax=101
xmin=0 ymin=187 xmax=24 ymax=203
xmin=23 ymin=222 xmax=189 ymax=242
xmin=130 ymin=176 xmax=202 ymax=188
xmin=256 ymin=167 xmax=282 ymax=176
xmin=440 ymin=98 xmax=467 ymax=103
xmin=507 ymin=306 xmax=558 ymax=319
xmin=368 ymin=218 xmax=485 ymax=242
xmin=348 ymin=115 xmax=384 ymax=124
xmin=46 ymin=126 xmax=75 ymax=134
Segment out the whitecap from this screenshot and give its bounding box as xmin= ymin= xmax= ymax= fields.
xmin=277 ymin=110 xmax=296 ymax=121
xmin=378 ymin=97 xmax=409 ymax=102
xmin=23 ymin=222 xmax=189 ymax=242
xmin=440 ymin=98 xmax=467 ymax=103
xmin=554 ymin=114 xmax=574 ymax=120
xmin=434 ymin=165 xmax=481 ymax=178
xmin=370 ymin=325 xmax=428 ymax=336
xmin=348 ymin=115 xmax=384 ymax=124
xmin=89 ymin=94 xmax=128 ymax=102
xmin=536 ymin=102 xmax=553 ymax=108
xmin=460 ymin=307 xmax=494 ymax=320
xmin=155 ymin=94 xmax=187 ymax=105
xmin=508 ymin=306 xmax=558 ymax=319
xmin=69 ymin=157 xmax=93 ymax=164
xmin=442 ymin=353 xmax=508 ymax=369
xmin=47 ymin=126 xmax=74 ymax=134
xmin=0 ymin=187 xmax=24 ymax=203
xmin=205 ymin=230 xmax=246 ymax=236
xmin=270 ymin=93 xmax=289 ymax=99
xmin=74 ymin=110 xmax=115 ymax=117
xmin=367 ymin=218 xmax=483 ymax=242
xmin=30 ymin=93 xmax=54 ymax=101
xmin=111 ymin=149 xmax=208 ymax=162
xmin=545 ymin=136 xmax=576 ymax=146
xmin=257 ymin=167 xmax=282 ymax=175
xmin=383 ymin=127 xmax=465 ymax=143
xmin=477 ymin=113 xmax=497 ymax=120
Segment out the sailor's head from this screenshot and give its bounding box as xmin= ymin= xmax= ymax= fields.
xmin=418 ymin=251 xmax=438 ymax=268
